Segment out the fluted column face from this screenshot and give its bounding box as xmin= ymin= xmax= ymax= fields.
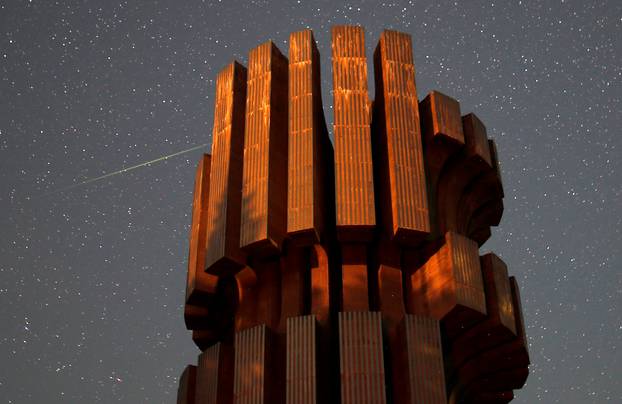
xmin=204 ymin=62 xmax=247 ymax=276
xmin=180 ymin=26 xmax=530 ymax=404
xmin=331 ymin=26 xmax=376 ymax=236
xmin=373 ymin=30 xmax=430 ymax=243
xmin=186 ymin=154 xmax=218 ymax=304
xmin=240 ymin=41 xmax=288 ymax=254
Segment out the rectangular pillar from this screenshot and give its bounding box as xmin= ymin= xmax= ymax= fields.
xmin=205 ymin=62 xmax=247 ymax=275
xmin=196 ymin=342 xmax=233 ymax=404
xmin=332 ymin=26 xmax=375 ymax=240
xmin=408 ymin=232 xmax=486 ymax=338
xmin=186 ymin=154 xmax=219 ymax=305
xmin=286 ymin=315 xmax=317 ymax=404
xmin=233 ymin=325 xmax=272 ymax=404
xmin=288 ymin=30 xmax=332 ymax=244
xmin=338 ymin=311 xmax=386 ymax=404
xmin=196 ymin=345 xmax=219 ymax=404
xmin=401 ymin=315 xmax=447 ymax=403
xmin=240 ymin=41 xmax=288 ymax=255
xmin=373 ymin=30 xmax=430 ymax=244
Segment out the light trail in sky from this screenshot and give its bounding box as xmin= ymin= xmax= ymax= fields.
xmin=38 ymin=143 xmax=208 ymax=197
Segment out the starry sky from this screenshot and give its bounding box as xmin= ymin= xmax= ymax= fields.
xmin=1 ymin=0 xmax=620 ymax=403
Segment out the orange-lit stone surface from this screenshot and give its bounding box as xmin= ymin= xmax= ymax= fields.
xmin=195 ymin=342 xmax=233 ymax=404
xmin=186 ymin=155 xmax=219 ymax=305
xmin=332 ymin=25 xmax=375 ymax=239
xmin=178 ymin=26 xmax=530 ymax=404
xmin=287 ymin=30 xmax=333 ymax=244
xmin=373 ymin=30 xmax=430 ymax=244
xmin=395 ymin=315 xmax=447 ymax=404
xmin=240 ymin=41 xmax=288 ymax=254
xmin=338 ymin=311 xmax=386 ymax=404
xmin=408 ymin=231 xmax=487 ymax=339
xmin=233 ymin=324 xmax=275 ymax=403
xmin=204 ymin=62 xmax=247 ymax=276
xmin=286 ymin=315 xmax=317 ymax=404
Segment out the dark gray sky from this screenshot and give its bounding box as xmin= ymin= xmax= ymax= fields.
xmin=1 ymin=0 xmax=620 ymax=403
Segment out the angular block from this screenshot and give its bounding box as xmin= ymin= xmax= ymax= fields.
xmin=186 ymin=155 xmax=219 ymax=305
xmin=233 ymin=324 xmax=273 ymax=403
xmin=287 ymin=30 xmax=332 ymax=244
xmin=398 ymin=315 xmax=447 ymax=404
xmin=240 ymin=41 xmax=288 ymax=255
xmin=338 ymin=311 xmax=386 ymax=404
xmin=420 ymin=91 xmax=465 ymax=147
xmin=205 ymin=62 xmax=247 ymax=275
xmin=286 ymin=315 xmax=317 ymax=404
xmin=332 ymin=26 xmax=376 ymax=240
xmin=373 ymin=29 xmax=430 ymax=244
xmin=418 ymin=91 xmax=464 ymax=236
xmin=448 ymin=276 xmax=530 ymax=402
xmin=408 ymin=232 xmax=486 ymax=338
xmin=177 ymin=365 xmax=197 ymax=404
xmin=463 ymin=113 xmax=492 ymax=167
xmin=448 ymin=254 xmax=517 ymax=371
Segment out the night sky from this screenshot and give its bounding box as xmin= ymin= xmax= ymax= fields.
xmin=1 ymin=1 xmax=620 ymax=403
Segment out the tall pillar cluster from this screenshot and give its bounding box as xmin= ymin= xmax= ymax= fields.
xmin=178 ymin=26 xmax=529 ymax=404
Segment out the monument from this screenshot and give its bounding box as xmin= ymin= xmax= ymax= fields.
xmin=178 ymin=26 xmax=529 ymax=404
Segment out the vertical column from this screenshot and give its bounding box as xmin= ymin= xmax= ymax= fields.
xmin=373 ymin=29 xmax=429 ymax=245
xmin=186 ymin=154 xmax=218 ymax=305
xmin=400 ymin=315 xmax=447 ymax=403
xmin=196 ymin=345 xmax=220 ymax=404
xmin=196 ymin=342 xmax=234 ymax=404
xmin=205 ymin=62 xmax=247 ymax=276
xmin=286 ymin=315 xmax=317 ymax=404
xmin=338 ymin=311 xmax=386 ymax=404
xmin=331 ymin=25 xmax=375 ymax=237
xmin=233 ymin=325 xmax=273 ymax=404
xmin=288 ymin=29 xmax=331 ymax=244
xmin=332 ymin=25 xmax=375 ymax=311
xmin=177 ymin=365 xmax=197 ymax=404
xmin=240 ymin=41 xmax=288 ymax=255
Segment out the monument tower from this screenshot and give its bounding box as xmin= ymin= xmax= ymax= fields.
xmin=178 ymin=26 xmax=530 ymax=404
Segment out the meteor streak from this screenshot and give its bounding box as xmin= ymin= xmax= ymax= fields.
xmin=40 ymin=143 xmax=208 ymax=197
